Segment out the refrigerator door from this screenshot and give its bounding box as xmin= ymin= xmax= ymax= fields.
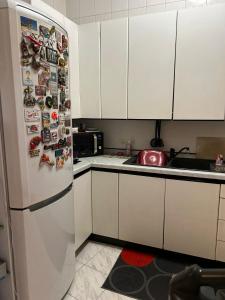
xmin=0 ymin=3 xmax=72 ymax=209
xmin=10 ymin=184 xmax=75 ymax=300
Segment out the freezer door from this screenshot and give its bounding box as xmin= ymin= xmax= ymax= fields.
xmin=0 ymin=3 xmax=73 ymax=209
xmin=10 ymin=185 xmax=75 ymax=300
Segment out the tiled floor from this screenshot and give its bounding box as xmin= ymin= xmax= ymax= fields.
xmin=64 ymin=241 xmax=131 ymax=300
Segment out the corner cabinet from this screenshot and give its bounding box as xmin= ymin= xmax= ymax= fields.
xmin=128 ymin=11 xmax=177 ymax=119
xmin=101 ymin=18 xmax=128 ymax=119
xmin=164 ymin=179 xmax=220 ymax=260
xmin=74 ymin=171 xmax=92 ymax=251
xmin=78 ymin=23 xmax=101 ymax=118
xmin=173 ymin=5 xmax=225 ymax=120
xmin=92 ymin=171 xmax=119 ymax=238
xmin=119 ymin=174 xmax=165 ymax=248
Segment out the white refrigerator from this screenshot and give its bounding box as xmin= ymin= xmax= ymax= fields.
xmin=0 ymin=1 xmax=75 ymax=299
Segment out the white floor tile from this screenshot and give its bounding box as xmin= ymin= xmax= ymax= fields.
xmin=69 ymin=265 xmax=106 ymax=300
xmin=99 ymin=290 xmax=131 ymax=300
xmin=75 ymin=259 xmax=84 ymax=273
xmin=76 ymin=241 xmax=103 ymax=264
xmin=87 ymin=244 xmax=122 ymax=276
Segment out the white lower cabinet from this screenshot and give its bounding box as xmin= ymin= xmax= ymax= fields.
xmin=164 ymin=179 xmax=220 ymax=260
xmin=92 ymin=171 xmax=119 ymax=238
xmin=74 ymin=171 xmax=92 ymax=251
xmin=119 ymin=174 xmax=165 ymax=248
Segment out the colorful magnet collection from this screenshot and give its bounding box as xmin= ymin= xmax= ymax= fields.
xmin=20 ymin=15 xmax=72 ymax=168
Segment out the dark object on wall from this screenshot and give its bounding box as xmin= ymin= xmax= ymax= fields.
xmin=150 ymin=120 xmax=164 ymax=148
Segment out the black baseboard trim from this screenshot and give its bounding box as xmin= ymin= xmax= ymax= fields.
xmin=89 ymin=234 xmax=225 ymax=268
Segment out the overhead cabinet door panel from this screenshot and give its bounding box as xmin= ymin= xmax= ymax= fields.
xmin=128 ymin=11 xmax=177 ymax=119
xmin=173 ymin=5 xmax=225 ymax=120
xmin=79 ymin=23 xmax=101 ymax=118
xmin=101 ymin=18 xmax=128 ymax=119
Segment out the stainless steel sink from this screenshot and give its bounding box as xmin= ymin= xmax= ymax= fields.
xmin=123 ymin=156 xmax=214 ymax=172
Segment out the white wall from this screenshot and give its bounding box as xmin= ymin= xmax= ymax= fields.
xmin=66 ymin=0 xmax=225 ymax=24
xmin=24 ymin=0 xmax=67 ymax=15
xmin=82 ymin=119 xmax=225 ymax=153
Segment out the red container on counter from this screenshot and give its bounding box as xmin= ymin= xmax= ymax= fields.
xmin=137 ymin=149 xmax=168 ymax=167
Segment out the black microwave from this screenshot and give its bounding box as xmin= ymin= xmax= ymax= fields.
xmin=73 ymin=131 xmax=104 ymax=159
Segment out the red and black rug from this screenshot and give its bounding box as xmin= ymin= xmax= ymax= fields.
xmin=102 ymin=248 xmax=224 ymax=300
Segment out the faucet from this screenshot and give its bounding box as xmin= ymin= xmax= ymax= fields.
xmin=169 ymin=147 xmax=190 ymax=161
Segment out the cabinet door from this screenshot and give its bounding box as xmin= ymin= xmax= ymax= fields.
xmin=164 ymin=179 xmax=220 ymax=259
xmin=101 ymin=18 xmax=128 ymax=119
xmin=119 ymin=174 xmax=165 ymax=248
xmin=74 ymin=171 xmax=92 ymax=250
xmin=92 ymin=171 xmax=118 ymax=238
xmin=128 ymin=12 xmax=176 ymax=119
xmin=65 ymin=17 xmax=81 ymax=119
xmin=79 ymin=23 xmax=101 ymax=118
xmin=173 ymin=5 xmax=225 ymax=120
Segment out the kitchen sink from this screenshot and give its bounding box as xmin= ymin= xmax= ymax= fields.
xmin=123 ymin=156 xmax=214 ymax=172
xmin=167 ymin=157 xmax=213 ymax=171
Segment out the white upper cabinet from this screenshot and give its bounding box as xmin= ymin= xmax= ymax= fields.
xmin=79 ymin=23 xmax=101 ymax=118
xmin=128 ymin=11 xmax=177 ymax=119
xmin=173 ymin=5 xmax=225 ymax=120
xmin=65 ymin=18 xmax=81 ymax=119
xmin=101 ymin=18 xmax=128 ymax=119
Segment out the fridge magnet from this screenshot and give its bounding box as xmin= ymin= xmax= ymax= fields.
xmin=59 ymin=104 xmax=66 ymax=112
xmin=35 ymin=85 xmax=46 ymax=96
xmin=51 ymin=111 xmax=58 ymax=121
xmin=56 ymin=156 xmax=65 ymax=169
xmin=58 ymin=68 xmax=66 ymax=86
xmin=55 ymin=30 xmax=61 ymax=43
xmin=50 ymin=66 xmax=57 ymax=83
xmin=39 ymin=25 xmax=50 ymax=39
xmin=45 ymin=96 xmax=53 ymax=109
xmin=62 ymin=35 xmax=68 ymax=50
xmin=32 ymin=55 xmax=41 ymax=70
xmin=29 ymin=136 xmax=42 ymax=150
xmin=60 ymin=88 xmax=66 ymax=104
xmin=49 ymin=26 xmax=56 ymax=36
xmin=63 ymin=49 xmax=69 ymax=63
xmin=37 ymin=98 xmax=45 ymax=111
xmin=29 ymin=149 xmax=40 ymax=157
xmin=39 ymin=154 xmax=55 ymax=167
xmin=38 ymin=68 xmax=50 ymax=86
xmin=42 ymin=112 xmax=50 ymax=128
xmin=65 ymin=100 xmax=71 ymax=110
xmin=24 ymin=86 xmax=36 ymax=107
xmin=26 ymin=124 xmax=41 ymax=134
xmin=52 ymin=95 xmax=58 ymax=109
xmin=24 ymin=108 xmax=41 ymax=122
xmin=51 ymin=131 xmax=58 ymax=143
xmin=22 ymin=67 xmax=33 ymax=86
xmin=58 ymin=138 xmax=67 ymax=148
xmin=46 ymin=47 xmax=58 ymax=64
xmin=49 ymin=82 xmax=58 ymax=96
xmin=20 ymin=16 xmax=37 ymax=32
xmin=65 ymin=118 xmax=71 ymax=127
xmin=66 ymin=136 xmax=72 ymax=147
xmin=21 ymin=38 xmax=31 ymax=59
xmin=58 ymin=58 xmax=66 ymax=67
xmin=58 ymin=125 xmax=65 ymax=139
xmin=65 ymin=128 xmax=70 ymax=135
xmin=40 ymin=46 xmax=46 ymax=61
xmin=41 ymin=128 xmax=51 ymax=143
xmin=55 ymin=149 xmax=63 ymax=157
xmin=63 ymin=147 xmax=70 ymax=161
xmin=57 ymin=42 xmax=63 ymax=54
xmin=50 ymin=122 xmax=58 ymax=129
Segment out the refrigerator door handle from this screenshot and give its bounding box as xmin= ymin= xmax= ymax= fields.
xmin=29 ymin=183 xmax=73 ymax=212
xmin=93 ymin=134 xmax=98 ymax=155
